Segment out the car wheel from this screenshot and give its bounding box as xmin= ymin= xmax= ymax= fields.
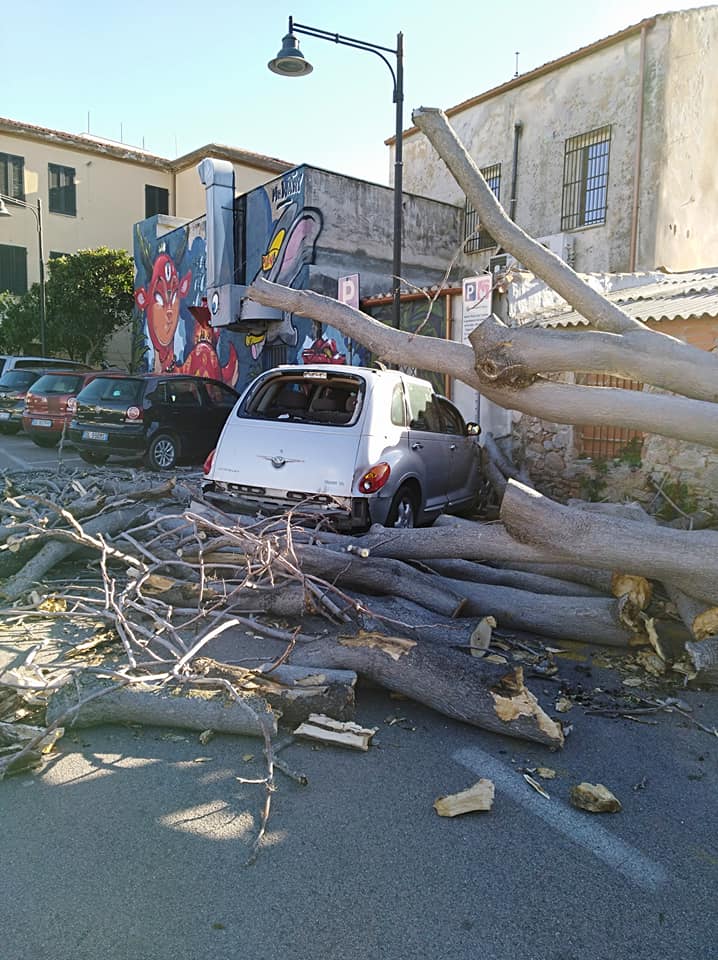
xmin=386 ymin=484 xmax=419 ymax=529
xmin=145 ymin=433 xmax=178 ymax=470
xmin=30 ymin=434 xmax=59 ymax=448
xmin=79 ymin=450 xmax=109 ymax=465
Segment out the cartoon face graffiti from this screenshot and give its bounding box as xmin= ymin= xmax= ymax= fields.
xmin=135 ymin=253 xmax=192 ymax=370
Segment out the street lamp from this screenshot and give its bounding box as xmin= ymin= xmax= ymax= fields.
xmin=269 ymin=16 xmax=404 ymax=330
xmin=0 ymin=193 xmax=47 ymax=354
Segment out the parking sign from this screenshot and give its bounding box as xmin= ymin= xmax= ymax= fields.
xmin=462 ymin=275 xmax=492 ymax=343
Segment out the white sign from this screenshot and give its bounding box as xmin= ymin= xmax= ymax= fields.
xmin=338 ymin=274 xmax=360 ymax=310
xmin=462 ymin=275 xmax=492 ymax=343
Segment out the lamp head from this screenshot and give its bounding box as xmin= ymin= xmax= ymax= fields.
xmin=0 ymin=199 xmax=11 ymax=217
xmin=268 ymin=32 xmax=313 ymax=77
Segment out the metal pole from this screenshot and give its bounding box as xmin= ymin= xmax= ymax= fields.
xmin=391 ymin=31 xmax=403 ymax=331
xmin=36 ymin=198 xmax=47 ymax=355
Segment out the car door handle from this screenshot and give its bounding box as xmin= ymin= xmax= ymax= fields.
xmin=450 ymin=443 xmax=457 ymax=450
xmin=411 ymin=441 xmax=423 ymax=450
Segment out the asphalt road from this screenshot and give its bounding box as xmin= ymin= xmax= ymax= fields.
xmin=0 ymin=427 xmax=86 ymax=472
xmin=1 ymin=430 xmax=717 ymax=960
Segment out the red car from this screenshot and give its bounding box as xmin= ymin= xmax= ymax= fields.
xmin=22 ymin=370 xmax=103 ymax=447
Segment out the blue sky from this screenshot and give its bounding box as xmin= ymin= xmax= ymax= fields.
xmin=3 ymin=1 xmax=709 ymax=184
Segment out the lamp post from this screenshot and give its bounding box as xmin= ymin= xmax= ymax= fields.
xmin=269 ymin=16 xmax=404 ymax=330
xmin=0 ymin=193 xmax=47 ymax=354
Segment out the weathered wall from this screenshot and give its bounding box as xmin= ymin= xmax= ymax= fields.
xmin=650 ymin=6 xmax=718 ymax=271
xmin=174 ymin=160 xmax=286 ymax=221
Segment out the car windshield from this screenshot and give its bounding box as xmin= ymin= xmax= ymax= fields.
xmin=0 ymin=371 xmax=41 ymax=390
xmin=241 ymin=372 xmax=364 ymax=426
xmin=29 ymin=373 xmax=86 ymax=395
xmin=77 ymin=377 xmax=144 ymax=404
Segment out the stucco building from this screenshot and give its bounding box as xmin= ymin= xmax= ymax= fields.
xmin=392 ymin=6 xmax=718 ymax=276
xmin=0 ymin=116 xmax=293 ymax=296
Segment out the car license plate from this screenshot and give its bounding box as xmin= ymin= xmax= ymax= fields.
xmin=31 ymin=418 xmax=53 ymax=428
xmin=0 ymin=412 xmax=9 ymax=420
xmin=82 ymin=430 xmax=108 ymax=441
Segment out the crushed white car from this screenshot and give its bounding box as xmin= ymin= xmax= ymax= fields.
xmin=202 ymin=364 xmax=483 ymax=529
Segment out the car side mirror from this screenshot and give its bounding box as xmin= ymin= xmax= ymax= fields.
xmin=467 ymin=422 xmax=481 ymax=436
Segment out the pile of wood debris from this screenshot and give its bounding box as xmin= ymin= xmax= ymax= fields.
xmin=1 ymin=464 xmax=716 ymax=847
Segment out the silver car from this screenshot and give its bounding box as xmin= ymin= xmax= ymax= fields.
xmin=202 ymin=364 xmax=483 ymax=529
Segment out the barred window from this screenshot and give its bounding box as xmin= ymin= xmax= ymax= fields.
xmin=464 ymin=163 xmax=501 ymax=253
xmin=561 ymin=126 xmax=611 ymax=230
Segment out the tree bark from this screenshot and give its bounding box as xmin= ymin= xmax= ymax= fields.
xmin=347 ymin=593 xmax=490 ymax=647
xmin=297 ymin=544 xmax=467 ymax=617
xmin=246 ymin=279 xmax=718 ymax=450
xmin=501 ymin=481 xmax=718 ymax=605
xmin=424 ymin=558 xmax=607 ymax=598
xmin=290 ymin=634 xmax=564 ymax=748
xmin=46 ymin=674 xmax=277 ymax=737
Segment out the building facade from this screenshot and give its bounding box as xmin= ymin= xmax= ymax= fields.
xmin=0 ymin=116 xmax=293 ymax=296
xmin=393 ymin=6 xmax=718 ymax=276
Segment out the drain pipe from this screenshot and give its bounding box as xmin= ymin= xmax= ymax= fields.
xmin=509 ymin=121 xmax=522 ymax=221
xmin=629 ymin=25 xmax=647 ymax=271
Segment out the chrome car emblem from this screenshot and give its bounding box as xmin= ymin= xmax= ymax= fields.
xmin=259 ymin=455 xmax=303 ymax=469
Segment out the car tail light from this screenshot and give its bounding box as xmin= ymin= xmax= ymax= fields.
xmin=357 ymin=462 xmax=390 ymax=494
xmin=126 ymin=406 xmax=141 ymax=421
xmin=203 ymin=449 xmax=215 ymax=475
xmin=67 ymin=397 xmax=77 ymax=413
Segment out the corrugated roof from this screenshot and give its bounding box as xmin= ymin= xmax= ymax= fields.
xmin=532 ymin=271 xmax=718 ymax=328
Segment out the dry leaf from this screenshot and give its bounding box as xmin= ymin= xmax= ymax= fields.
xmin=485 ymin=654 xmax=508 ymax=665
xmin=554 ymin=696 xmax=574 ymax=713
xmin=570 ymin=782 xmax=622 ymax=813
xmin=242 ymin=753 xmax=254 ymax=762
xmin=622 ymin=677 xmax=644 ymax=687
xmin=198 ymin=729 xmax=214 ymax=745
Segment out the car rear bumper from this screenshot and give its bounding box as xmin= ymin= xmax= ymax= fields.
xmin=68 ymin=423 xmax=146 ymax=455
xmin=22 ymin=415 xmax=69 ymax=435
xmin=202 ymin=480 xmax=374 ymax=530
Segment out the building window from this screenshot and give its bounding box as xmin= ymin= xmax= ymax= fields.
xmin=0 ymin=153 xmax=25 ymax=201
xmin=561 ymin=126 xmax=611 ymax=230
xmin=0 ymin=244 xmax=28 ymax=295
xmin=464 ymin=164 xmax=501 ymax=253
xmin=49 ymin=251 xmax=70 ymax=260
xmin=145 ymin=185 xmax=169 ymax=218
xmin=48 ymin=163 xmax=76 ymax=216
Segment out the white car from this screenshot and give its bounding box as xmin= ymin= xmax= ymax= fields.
xmin=202 ymin=364 xmax=483 ymax=529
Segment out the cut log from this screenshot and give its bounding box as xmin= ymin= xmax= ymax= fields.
xmin=193 ymin=657 xmax=357 ymax=724
xmin=348 ymin=593 xmax=493 ymax=647
xmin=491 ymin=561 xmax=615 ymax=595
xmin=46 ymin=674 xmax=277 ymax=737
xmin=290 ymin=634 xmax=564 ymax=748
xmin=297 ymin=544 xmax=467 ymax=617
xmin=424 ymin=558 xmax=607 ymax=598
xmin=501 ymin=481 xmax=718 ymax=604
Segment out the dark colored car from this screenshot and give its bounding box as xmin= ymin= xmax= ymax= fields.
xmin=68 ymin=373 xmax=239 ymax=469
xmin=0 ymin=369 xmax=49 ymax=434
xmin=22 ymin=370 xmax=103 ymax=447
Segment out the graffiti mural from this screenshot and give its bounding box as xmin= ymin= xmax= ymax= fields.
xmin=134 ymin=167 xmax=351 ymax=392
xmin=365 ymin=298 xmax=449 ymax=394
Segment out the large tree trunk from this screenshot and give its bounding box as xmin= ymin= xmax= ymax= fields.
xmin=501 ymin=481 xmax=718 ymax=605
xmin=290 ymin=633 xmax=564 ymax=748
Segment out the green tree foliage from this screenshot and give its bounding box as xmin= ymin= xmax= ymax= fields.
xmin=0 ymin=248 xmax=135 ymax=362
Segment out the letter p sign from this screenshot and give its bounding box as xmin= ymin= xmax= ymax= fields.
xmin=338 ymin=274 xmax=359 ymax=310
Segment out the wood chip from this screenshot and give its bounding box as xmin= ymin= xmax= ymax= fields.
xmin=523 ymin=773 xmax=550 ymax=799
xmin=434 ymin=779 xmax=494 ymax=816
xmin=536 ymin=766 xmax=556 ymax=780
xmin=570 ymin=782 xmax=622 ymax=813
xmin=293 ymin=713 xmax=378 ymax=751
xmin=554 ymin=696 xmax=574 ymax=713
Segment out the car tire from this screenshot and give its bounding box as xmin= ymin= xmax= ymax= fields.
xmin=79 ymin=450 xmax=109 ymax=465
xmin=30 ymin=434 xmax=59 ymax=448
xmin=386 ymin=484 xmax=419 ymax=529
xmin=145 ymin=433 xmax=178 ymax=470
xmin=0 ymin=423 xmax=20 ymax=435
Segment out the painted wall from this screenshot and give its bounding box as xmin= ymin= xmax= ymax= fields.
xmin=133 ymin=164 xmax=471 ymax=396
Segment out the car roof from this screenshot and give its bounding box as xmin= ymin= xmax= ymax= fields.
xmin=272 ymin=363 xmax=432 ymax=388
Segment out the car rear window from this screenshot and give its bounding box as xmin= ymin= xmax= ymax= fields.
xmin=0 ymin=371 xmax=41 ymax=390
xmin=242 ymin=372 xmax=364 ymax=426
xmin=28 ymin=373 xmax=86 ymax=395
xmin=78 ymin=377 xmax=144 ymax=404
